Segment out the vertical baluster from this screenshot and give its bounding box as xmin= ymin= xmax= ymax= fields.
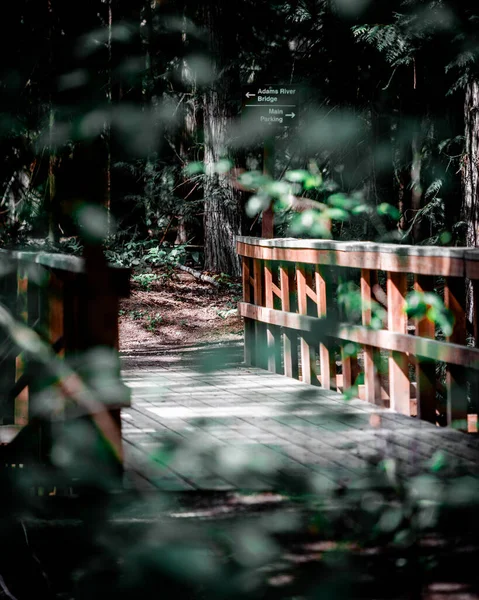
xmin=253 ymin=258 xmax=267 ymax=370
xmin=15 ymin=262 xmax=29 ymax=426
xmin=264 ymin=261 xmax=281 ymax=373
xmin=387 ymin=272 xmax=410 ymax=415
xmin=337 ymin=269 xmax=358 ymax=393
xmin=470 ymin=279 xmax=479 ymax=431
xmin=280 ymin=264 xmax=299 ymax=379
xmin=297 ymin=264 xmax=314 ymax=384
xmin=414 ymin=275 xmax=436 ymax=424
xmin=48 ymin=271 xmax=65 ymax=356
xmin=444 ymin=277 xmax=468 ymax=428
xmin=0 ymin=264 xmax=16 ymax=424
xmin=242 ymin=256 xmax=255 ymax=366
xmin=361 ymin=269 xmax=381 ymax=404
xmin=315 ymin=266 xmax=335 ymax=389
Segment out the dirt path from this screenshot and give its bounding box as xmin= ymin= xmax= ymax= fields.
xmin=119 ymin=269 xmax=243 ymax=352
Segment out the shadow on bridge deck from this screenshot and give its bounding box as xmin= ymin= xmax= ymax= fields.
xmin=121 ymin=342 xmax=479 ymax=492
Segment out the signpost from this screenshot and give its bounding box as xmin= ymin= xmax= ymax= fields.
xmin=241 ymin=85 xmax=300 ymax=130
xmin=241 ymin=85 xmax=300 ymax=237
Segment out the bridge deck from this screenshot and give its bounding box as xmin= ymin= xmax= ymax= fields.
xmin=121 ymin=343 xmax=479 ymax=492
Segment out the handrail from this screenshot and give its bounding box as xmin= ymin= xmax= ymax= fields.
xmin=237 ymin=236 xmax=479 ymax=432
xmin=0 ymin=249 xmax=131 ymax=470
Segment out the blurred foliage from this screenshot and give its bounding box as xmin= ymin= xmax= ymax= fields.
xmin=1 ymin=0 xmax=479 ymax=599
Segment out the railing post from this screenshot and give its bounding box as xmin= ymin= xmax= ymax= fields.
xmin=242 ymin=256 xmax=255 ymax=366
xmin=0 ymin=265 xmax=16 ymax=425
xmin=315 ymin=266 xmax=335 ymax=390
xmin=264 ymin=260 xmax=282 ymax=373
xmin=253 ymin=258 xmax=267 ymax=370
xmin=15 ymin=262 xmax=29 ymax=427
xmin=337 ymin=269 xmax=358 ymax=394
xmin=471 ymin=280 xmax=479 ymax=430
xmin=280 ymin=264 xmax=298 ymax=379
xmin=387 ymin=272 xmax=410 ymax=415
xmin=297 ymin=265 xmax=315 ymax=384
xmin=361 ymin=269 xmax=381 ymax=404
xmin=444 ymin=277 xmax=468 ymax=427
xmin=414 ymin=275 xmax=436 ymax=424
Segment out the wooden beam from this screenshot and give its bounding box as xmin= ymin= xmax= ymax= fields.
xmin=238 ymin=303 xmax=479 ymax=368
xmin=315 ymin=266 xmax=334 ymax=390
xmin=387 ymin=272 xmax=410 ymax=416
xmin=237 ymin=242 xmax=465 ymax=277
xmin=253 ymin=258 xmax=267 ymax=369
xmin=265 ymin=260 xmax=281 ymax=373
xmin=444 ymin=277 xmax=468 ymax=427
xmin=361 ymin=269 xmax=381 ymax=405
xmin=414 ymin=275 xmax=436 ymax=424
xmin=297 ymin=265 xmax=315 ymax=385
xmin=280 ymin=264 xmax=298 ymax=379
xmin=242 ymin=257 xmax=255 ymax=366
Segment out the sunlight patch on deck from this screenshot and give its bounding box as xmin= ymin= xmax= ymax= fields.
xmin=146 ymin=404 xmax=286 ymax=419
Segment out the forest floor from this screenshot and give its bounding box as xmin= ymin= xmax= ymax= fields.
xmin=119 ymin=267 xmax=243 ymax=352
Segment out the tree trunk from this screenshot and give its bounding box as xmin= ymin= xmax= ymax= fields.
xmin=175 ymin=14 xmax=200 ymax=246
xmin=462 ymin=79 xmax=479 ymax=247
xmin=462 ymin=79 xmax=479 ymax=330
xmin=202 ymin=1 xmax=242 ymax=277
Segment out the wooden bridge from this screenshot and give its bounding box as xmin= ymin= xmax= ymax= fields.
xmin=2 ymin=238 xmax=479 ymax=493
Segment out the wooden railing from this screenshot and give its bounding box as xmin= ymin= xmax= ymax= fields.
xmin=237 ymin=236 xmax=479 ymax=431
xmin=0 ymin=248 xmax=130 ymax=469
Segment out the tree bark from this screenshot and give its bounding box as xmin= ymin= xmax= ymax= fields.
xmin=202 ymin=1 xmax=242 ymax=277
xmin=462 ymin=79 xmax=479 ymax=247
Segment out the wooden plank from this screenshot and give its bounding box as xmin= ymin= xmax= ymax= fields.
xmin=471 ymin=280 xmax=479 ymax=423
xmin=253 ymin=258 xmax=267 ymax=370
xmin=280 ymin=264 xmax=298 ymax=379
xmin=237 ymin=303 xmax=479 ymax=368
xmin=361 ymin=270 xmax=381 ymax=405
xmin=264 ymin=261 xmax=281 ymax=373
xmin=242 ymin=257 xmax=255 ymax=366
xmin=297 ymin=265 xmax=314 ymax=385
xmin=0 ymin=268 xmax=17 ymax=425
xmin=236 ymin=242 xmax=465 ymax=277
xmin=387 ymin=272 xmax=410 ymax=416
xmin=315 ymin=266 xmax=334 ymax=390
xmin=414 ymin=275 xmax=436 ymax=424
xmin=337 ymin=269 xmax=358 ymax=394
xmin=272 ymin=283 xmax=282 ymax=298
xmin=15 ymin=264 xmax=29 ymax=427
xmin=341 ymin=347 xmax=359 ymax=392
xmin=444 ymin=277 xmax=468 ymax=427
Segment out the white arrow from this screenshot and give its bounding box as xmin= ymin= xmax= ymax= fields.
xmin=245 ymin=92 xmax=256 ymax=98
xmin=286 ymin=112 xmax=296 ymax=119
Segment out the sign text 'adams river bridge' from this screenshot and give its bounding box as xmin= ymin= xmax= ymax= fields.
xmin=242 ymin=85 xmax=299 ymax=129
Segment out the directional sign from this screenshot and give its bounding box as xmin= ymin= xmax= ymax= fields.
xmin=241 ymin=84 xmax=299 ymax=130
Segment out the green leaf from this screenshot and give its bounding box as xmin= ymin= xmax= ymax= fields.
xmin=328 ymin=193 xmax=358 ymax=210
xmin=405 ymin=292 xmax=427 ymax=319
xmin=246 ymin=195 xmax=270 ymax=217
xmin=215 ymin=159 xmax=233 ymax=174
xmin=238 ymin=171 xmax=269 ymax=189
xmin=304 ymin=174 xmax=323 ymax=189
xmin=266 ymin=181 xmax=291 ymax=197
xmin=285 ymin=169 xmax=310 ymax=183
xmin=324 ymin=207 xmax=349 ymax=222
xmin=377 ymin=203 xmax=400 ymax=220
xmin=351 ymin=204 xmax=370 ymax=215
xmin=185 ymin=161 xmax=204 ymax=175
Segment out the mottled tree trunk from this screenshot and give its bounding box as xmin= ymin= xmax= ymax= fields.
xmin=203 ymin=1 xmax=242 ymax=276
xmin=462 ymin=79 xmax=479 ymax=329
xmin=462 ymin=79 xmax=479 ymax=247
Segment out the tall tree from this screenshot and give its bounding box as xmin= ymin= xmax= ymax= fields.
xmin=202 ymin=0 xmax=242 ymax=276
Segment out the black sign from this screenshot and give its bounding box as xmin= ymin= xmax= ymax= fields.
xmin=241 ymin=85 xmax=299 ymax=129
